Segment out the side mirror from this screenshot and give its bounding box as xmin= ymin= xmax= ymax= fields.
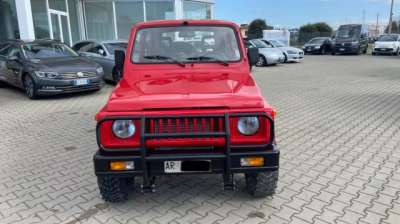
xmin=114 ymin=50 xmax=125 ymax=76
xmin=247 ymin=47 xmax=259 ymax=68
xmin=98 ymin=49 xmax=106 ymax=56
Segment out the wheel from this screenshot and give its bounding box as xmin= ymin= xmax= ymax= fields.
xmin=246 ymin=171 xmax=279 ymax=198
xmin=256 ymin=55 xmax=266 ymax=67
xmin=372 ymin=52 xmax=376 ymax=56
xmin=97 ymin=176 xmax=134 ymax=203
xmin=396 ymin=48 xmax=400 ymax=56
xmin=363 ymin=48 xmax=367 ymax=54
xmin=321 ymin=47 xmax=326 ymax=55
xmin=23 ymin=74 xmax=38 ymax=99
xmin=112 ymin=68 xmax=122 ymax=85
xmin=283 ymin=53 xmax=288 ymax=63
xmin=331 ymin=51 xmax=336 ymax=55
xmin=0 ymin=80 xmax=6 ymax=88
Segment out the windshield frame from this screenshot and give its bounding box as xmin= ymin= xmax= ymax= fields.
xmin=336 ymin=25 xmax=362 ymax=39
xmin=377 ymin=35 xmax=399 ymax=42
xmin=22 ymin=42 xmax=79 ymax=59
xmin=130 ymin=24 xmax=244 ymax=65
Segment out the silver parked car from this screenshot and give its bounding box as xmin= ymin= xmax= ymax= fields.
xmin=245 ymin=39 xmax=285 ymax=66
xmin=73 ymin=40 xmax=128 ymax=84
xmin=262 ymin=39 xmax=304 ymax=63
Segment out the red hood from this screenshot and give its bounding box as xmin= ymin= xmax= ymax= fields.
xmin=105 ymin=69 xmax=264 ymax=112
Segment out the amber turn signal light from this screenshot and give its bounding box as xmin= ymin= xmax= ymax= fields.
xmin=240 ymin=157 xmax=264 ymax=167
xmin=110 ymin=161 xmax=135 ymax=171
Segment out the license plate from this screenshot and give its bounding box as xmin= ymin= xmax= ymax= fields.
xmin=307 ymin=49 xmax=311 ymax=51
xmin=164 ymin=161 xmax=182 ymax=173
xmin=340 ymin=48 xmax=345 ymax=51
xmin=74 ymin=79 xmax=89 ymax=86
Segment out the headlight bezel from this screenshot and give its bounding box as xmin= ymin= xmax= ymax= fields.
xmin=112 ymin=120 xmax=136 ymax=139
xmin=237 ymin=117 xmax=260 ymax=136
xmin=34 ymin=71 xmax=59 ymax=79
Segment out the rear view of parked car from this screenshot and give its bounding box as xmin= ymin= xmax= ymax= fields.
xmin=245 ymin=39 xmax=285 ymax=66
xmin=372 ymin=34 xmax=400 ymax=56
xmin=263 ymin=39 xmax=304 ymax=62
xmin=303 ymin=37 xmax=333 ymax=55
xmin=0 ymin=40 xmax=104 ymax=99
xmin=73 ymin=40 xmax=128 ymax=84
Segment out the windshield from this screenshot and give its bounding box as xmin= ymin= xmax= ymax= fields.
xmin=22 ymin=43 xmax=78 ymax=59
xmin=252 ymin=39 xmax=271 ymax=48
xmin=336 ymin=25 xmax=361 ymax=39
xmin=308 ymin=38 xmax=326 ymax=44
xmin=132 ymin=26 xmax=241 ymax=64
xmin=104 ymin=42 xmax=128 ymax=54
xmin=268 ymin=40 xmax=285 ymax=47
xmin=377 ymin=35 xmax=399 ymax=42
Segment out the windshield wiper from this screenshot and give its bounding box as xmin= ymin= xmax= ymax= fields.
xmin=186 ymin=56 xmax=229 ymax=66
xmin=144 ymin=55 xmax=185 ymax=67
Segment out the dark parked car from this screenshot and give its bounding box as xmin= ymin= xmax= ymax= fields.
xmin=73 ymin=40 xmax=127 ymax=84
xmin=303 ymin=37 xmax=333 ymax=54
xmin=332 ymin=24 xmax=369 ymax=55
xmin=0 ymin=40 xmax=104 ymax=99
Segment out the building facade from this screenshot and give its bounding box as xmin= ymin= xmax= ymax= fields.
xmin=0 ymin=0 xmax=214 ymax=45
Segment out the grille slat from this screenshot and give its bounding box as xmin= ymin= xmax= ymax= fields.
xmin=146 ymin=116 xmax=225 ymax=134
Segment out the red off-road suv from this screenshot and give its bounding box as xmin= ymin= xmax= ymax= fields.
xmin=94 ymin=20 xmax=279 ymax=202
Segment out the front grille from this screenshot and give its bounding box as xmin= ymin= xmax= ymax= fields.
xmin=55 ymin=81 xmax=101 ymax=92
xmin=59 ymin=72 xmax=97 ymax=79
xmin=145 ymin=117 xmax=225 ymax=134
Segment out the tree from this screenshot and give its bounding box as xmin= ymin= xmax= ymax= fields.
xmin=385 ymin=21 xmax=400 ymax=33
xmin=247 ymin=19 xmax=273 ymax=39
xmin=298 ymin=22 xmax=333 ymax=44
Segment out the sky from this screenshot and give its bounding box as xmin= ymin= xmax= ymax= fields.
xmin=214 ymin=0 xmax=396 ymax=29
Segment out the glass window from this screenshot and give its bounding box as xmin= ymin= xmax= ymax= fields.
xmin=132 ymin=26 xmax=241 ymax=63
xmin=84 ymin=1 xmax=115 ymax=41
xmin=31 ymin=0 xmax=50 ymax=39
xmin=115 ymin=1 xmax=144 ymax=40
xmin=72 ymin=42 xmax=91 ymax=52
xmin=48 ymin=0 xmax=67 ymax=11
xmin=145 ymin=0 xmax=175 ymax=21
xmin=104 ymin=42 xmax=128 ymax=54
xmin=68 ymin=0 xmax=80 ymax=44
xmin=183 ymin=1 xmax=212 ymax=20
xmin=0 ymin=44 xmax=11 ymax=56
xmin=22 ymin=43 xmax=78 ymax=59
xmin=0 ymin=0 xmax=20 ymax=41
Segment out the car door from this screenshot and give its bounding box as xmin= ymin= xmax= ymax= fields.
xmin=5 ymin=45 xmax=24 ymax=87
xmin=0 ymin=43 xmax=12 ymax=83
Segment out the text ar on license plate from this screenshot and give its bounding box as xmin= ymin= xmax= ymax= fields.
xmin=75 ymin=78 xmax=89 ymax=86
xmin=164 ymin=161 xmax=182 ymax=173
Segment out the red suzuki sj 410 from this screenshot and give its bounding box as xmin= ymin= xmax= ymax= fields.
xmin=94 ymin=20 xmax=279 ymax=202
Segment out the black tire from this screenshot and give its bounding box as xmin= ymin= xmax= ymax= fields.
xmin=0 ymin=80 xmax=6 ymax=88
xmin=256 ymin=55 xmax=266 ymax=67
xmin=246 ymin=171 xmax=278 ymax=198
xmin=283 ymin=53 xmax=288 ymax=63
xmin=97 ymin=176 xmax=134 ymax=203
xmin=23 ymin=74 xmax=38 ymax=99
xmin=320 ymin=47 xmax=326 ymax=55
xmin=372 ymin=52 xmax=376 ymax=56
xmin=112 ymin=68 xmax=122 ymax=85
xmin=331 ymin=51 xmax=336 ymax=55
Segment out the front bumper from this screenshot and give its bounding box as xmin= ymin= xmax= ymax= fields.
xmin=267 ymin=55 xmax=285 ymax=64
xmin=304 ymin=47 xmax=321 ymax=54
xmin=333 ymin=45 xmax=359 ymax=54
xmin=36 ymin=76 xmax=103 ymax=95
xmin=373 ymin=48 xmax=395 ymax=54
xmin=94 ymin=145 xmax=280 ymax=177
xmin=286 ymin=53 xmax=304 ymax=62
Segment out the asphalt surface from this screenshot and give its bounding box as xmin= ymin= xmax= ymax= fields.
xmin=0 ymin=55 xmax=399 ymax=224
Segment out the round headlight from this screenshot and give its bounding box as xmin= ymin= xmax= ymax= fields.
xmin=237 ymin=117 xmax=260 ymax=136
xmin=112 ymin=120 xmax=135 ymax=139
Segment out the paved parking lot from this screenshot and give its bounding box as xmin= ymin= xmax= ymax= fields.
xmin=0 ymin=55 xmax=400 ymax=224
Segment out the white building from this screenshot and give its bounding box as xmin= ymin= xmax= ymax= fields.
xmin=0 ymin=0 xmax=215 ymax=45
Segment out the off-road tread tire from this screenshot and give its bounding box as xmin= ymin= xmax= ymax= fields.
xmin=246 ymin=171 xmax=278 ymax=198
xmin=97 ymin=176 xmax=133 ymax=203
